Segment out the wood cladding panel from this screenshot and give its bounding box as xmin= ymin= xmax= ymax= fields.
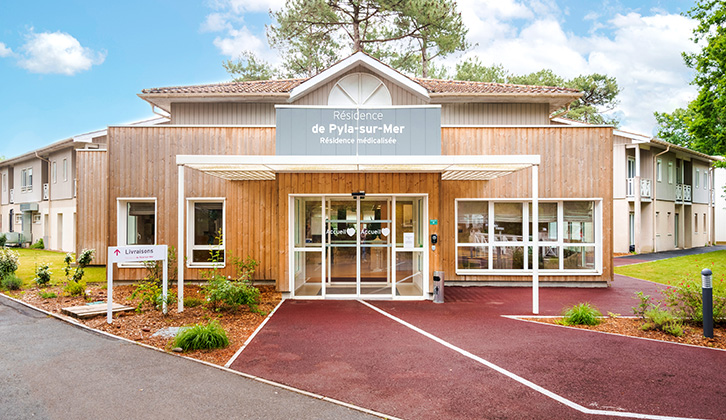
xmin=441 ymin=103 xmax=549 ymax=125
xmin=76 ymin=151 xmax=109 ymax=265
xmin=171 ymin=103 xmax=276 ymax=125
xmin=105 ymin=127 xmax=277 ymax=282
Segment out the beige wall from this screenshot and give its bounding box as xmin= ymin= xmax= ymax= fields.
xmin=48 ymin=148 xmax=76 ymax=200
xmin=12 ymin=158 xmax=43 ymax=204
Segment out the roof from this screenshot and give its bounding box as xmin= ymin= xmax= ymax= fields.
xmin=139 ymin=52 xmax=582 ymax=113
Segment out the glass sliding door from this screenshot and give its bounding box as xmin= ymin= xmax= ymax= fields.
xmin=291 ymin=194 xmax=426 ymax=299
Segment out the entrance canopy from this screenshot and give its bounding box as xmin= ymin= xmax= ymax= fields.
xmin=175 ymin=153 xmax=542 ymax=314
xmin=176 ymin=154 xmax=540 ymax=181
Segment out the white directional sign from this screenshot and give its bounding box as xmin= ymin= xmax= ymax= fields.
xmin=108 ymin=245 xmax=167 ymax=264
xmin=107 ymin=245 xmax=168 ymax=324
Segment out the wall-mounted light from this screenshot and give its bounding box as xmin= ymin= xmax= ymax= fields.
xmin=351 ymin=191 xmax=365 ymax=198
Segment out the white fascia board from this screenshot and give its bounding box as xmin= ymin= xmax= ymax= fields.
xmin=287 ymin=52 xmax=430 ymax=103
xmin=177 ymin=154 xmax=540 ymax=167
xmin=73 ymin=128 xmax=108 ymax=143
xmin=613 ymin=129 xmax=651 ymax=144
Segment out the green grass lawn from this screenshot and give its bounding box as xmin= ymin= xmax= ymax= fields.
xmin=615 ymin=250 xmax=726 ymax=287
xmin=11 ymin=248 xmax=106 ymax=287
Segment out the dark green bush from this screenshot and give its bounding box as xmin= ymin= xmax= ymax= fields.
xmin=173 ymin=321 xmax=229 ymax=351
xmin=64 ymin=280 xmax=86 ymax=297
xmin=0 ymin=234 xmax=6 ymax=247
xmin=663 ymin=281 xmax=726 ymax=324
xmin=130 ymin=280 xmax=176 ymax=312
xmin=0 ymin=248 xmax=19 ymax=278
xmin=1 ymin=274 xmax=23 ymax=290
xmin=203 ymin=277 xmax=260 ymax=312
xmin=29 ymin=238 xmax=44 ymax=249
xmin=183 ymin=296 xmax=205 ymax=308
xmin=38 ymin=290 xmax=57 ymax=299
xmin=562 ymin=303 xmax=602 ymax=326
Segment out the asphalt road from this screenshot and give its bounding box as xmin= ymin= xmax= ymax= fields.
xmin=0 ymin=294 xmax=381 ymax=420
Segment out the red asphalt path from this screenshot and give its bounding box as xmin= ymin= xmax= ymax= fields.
xmin=229 ymin=276 xmax=726 ymax=420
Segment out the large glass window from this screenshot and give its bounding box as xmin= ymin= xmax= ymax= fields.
xmin=456 ymin=200 xmax=600 ymax=273
xmin=189 ymin=201 xmax=225 ymax=265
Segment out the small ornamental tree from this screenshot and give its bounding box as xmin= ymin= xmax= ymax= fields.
xmin=63 ymin=249 xmax=95 ymax=297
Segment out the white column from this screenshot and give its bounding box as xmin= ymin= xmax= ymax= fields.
xmin=532 ymin=164 xmax=539 ymax=314
xmin=634 ymin=146 xmax=642 ymax=253
xmin=177 ymin=164 xmax=185 ymax=312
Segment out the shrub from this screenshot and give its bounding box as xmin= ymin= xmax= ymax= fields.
xmin=38 ymin=290 xmax=57 ymax=299
xmin=0 ymin=234 xmax=6 ymax=247
xmin=1 ymin=274 xmax=23 ymax=290
xmin=34 ymin=263 xmax=52 ymax=287
xmin=142 ymin=246 xmax=177 ymax=285
xmin=183 ymin=296 xmax=205 ymax=308
xmin=130 ymin=280 xmax=176 ymax=312
xmin=663 ymin=280 xmax=726 ymax=324
xmin=64 ymin=280 xmax=86 ymax=297
xmin=173 ymin=321 xmax=229 ymax=351
xmin=632 ymin=291 xmax=652 ymax=319
xmin=29 ymin=238 xmax=44 ymax=249
xmin=642 ymin=307 xmax=683 ymax=337
xmin=230 ymin=254 xmax=259 ymax=282
xmin=0 ymin=248 xmax=19 ymax=279
xmin=203 ymin=277 xmax=260 ymax=312
xmin=562 ymin=303 xmax=602 ymax=326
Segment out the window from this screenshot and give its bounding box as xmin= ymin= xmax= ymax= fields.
xmin=188 ymin=200 xmax=225 ymax=266
xmin=2 ymin=173 xmax=6 ymax=192
xmin=15 ymin=213 xmax=22 ymax=225
xmin=52 ymin=161 xmax=57 ymax=184
xmin=696 ymin=169 xmax=700 ymax=188
xmin=33 ymin=213 xmax=41 ymax=224
xmin=704 ymin=172 xmax=708 ymax=190
xmin=667 ymin=161 xmax=673 ymax=184
xmin=21 ymin=168 xmax=33 ymax=192
xmin=455 ymin=199 xmax=600 ymax=273
xmin=695 ymin=214 xmax=699 ymax=233
xmin=703 ymin=213 xmax=707 ymax=234
xmin=63 ymin=158 xmax=68 ymax=182
xmin=656 ymin=159 xmax=662 ymax=182
xmin=117 ymin=199 xmax=157 ymax=247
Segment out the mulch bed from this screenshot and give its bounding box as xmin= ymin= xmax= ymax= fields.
xmin=7 ymin=284 xmax=282 ymax=366
xmin=527 ymin=317 xmax=726 ymax=350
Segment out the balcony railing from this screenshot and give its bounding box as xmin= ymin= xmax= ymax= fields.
xmin=43 ymin=183 xmax=49 ymax=200
xmin=640 ymin=179 xmax=652 ymax=198
xmin=626 ymin=178 xmax=652 ymax=199
xmin=676 ymin=184 xmax=692 ymax=202
xmin=626 ymin=178 xmax=635 ymax=197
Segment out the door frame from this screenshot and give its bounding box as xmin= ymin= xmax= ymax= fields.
xmin=289 ymin=193 xmax=429 ymax=300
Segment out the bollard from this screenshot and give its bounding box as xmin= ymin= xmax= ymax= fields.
xmin=702 ymin=268 xmax=713 ymax=339
xmin=433 ymin=271 xmax=444 ymax=304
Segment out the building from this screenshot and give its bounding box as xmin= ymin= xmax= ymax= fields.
xmin=0 ymin=129 xmax=107 ymax=252
xmin=716 ymin=167 xmax=726 ymax=244
xmin=76 ymin=52 xmax=613 ymax=302
xmin=0 ymin=118 xmax=167 ymax=253
xmin=611 ymin=130 xmax=715 ymax=253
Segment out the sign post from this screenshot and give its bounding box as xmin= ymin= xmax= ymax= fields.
xmin=107 ymin=245 xmax=168 ymax=324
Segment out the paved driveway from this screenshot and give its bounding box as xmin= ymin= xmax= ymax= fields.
xmin=0 ymin=295 xmax=379 ymax=420
xmin=229 ymin=276 xmax=726 ymax=420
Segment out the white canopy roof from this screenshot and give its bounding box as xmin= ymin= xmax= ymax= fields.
xmin=176 ymin=154 xmax=540 ymax=181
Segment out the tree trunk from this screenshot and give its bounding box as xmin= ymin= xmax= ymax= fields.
xmin=352 ymin=2 xmax=362 ymax=51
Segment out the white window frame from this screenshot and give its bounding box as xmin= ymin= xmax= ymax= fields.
xmin=15 ymin=213 xmax=22 ymax=225
xmin=32 ymin=213 xmax=42 ymax=224
xmin=52 ymin=161 xmax=57 ymax=184
xmin=704 ymin=171 xmax=708 ymax=190
xmin=454 ymin=198 xmax=602 ymax=276
xmin=695 ymin=214 xmax=699 ymax=234
xmin=2 ymin=172 xmax=6 ymax=192
xmin=116 ymin=198 xmax=158 ymax=267
xmin=186 ymin=198 xmax=226 ymax=268
xmin=63 ymin=158 xmax=68 ymax=182
xmin=656 ymin=159 xmax=662 ymax=182
xmin=696 ymin=169 xmax=700 ymax=188
xmin=667 ymin=161 xmax=674 ymax=184
xmin=21 ymin=168 xmax=33 ymax=192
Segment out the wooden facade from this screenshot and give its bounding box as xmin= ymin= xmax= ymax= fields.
xmin=76 ymin=150 xmax=109 ymax=264
xmin=80 ymin=125 xmax=613 ymax=289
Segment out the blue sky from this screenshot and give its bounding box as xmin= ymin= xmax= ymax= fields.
xmin=0 ymin=0 xmax=699 ymax=158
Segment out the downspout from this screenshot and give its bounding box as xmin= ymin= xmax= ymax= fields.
xmin=35 ymin=151 xmax=51 ymax=248
xmin=652 ymin=145 xmax=671 ymax=253
xmin=149 ymin=104 xmax=170 ymax=120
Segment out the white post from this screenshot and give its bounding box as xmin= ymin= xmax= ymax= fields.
xmin=106 ymin=248 xmax=114 ymax=324
xmin=162 ymin=248 xmax=169 ymax=315
xmin=532 ymin=164 xmax=539 ymax=315
xmin=178 ymin=164 xmax=185 ymax=312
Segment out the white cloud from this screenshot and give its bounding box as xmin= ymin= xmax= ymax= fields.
xmin=0 ymin=42 xmax=12 ymax=57
xmin=453 ymin=1 xmax=698 ymax=136
xmin=213 ymin=26 xmax=267 ymax=59
xmin=17 ymin=30 xmax=105 ymax=75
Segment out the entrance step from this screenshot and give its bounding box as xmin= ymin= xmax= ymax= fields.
xmin=61 ymin=302 xmax=134 ymax=319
